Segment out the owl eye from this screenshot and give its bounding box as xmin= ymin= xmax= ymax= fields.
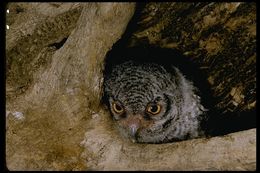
xmin=146 ymin=103 xmax=161 ymax=115
xmin=112 ymin=102 xmax=124 ymax=115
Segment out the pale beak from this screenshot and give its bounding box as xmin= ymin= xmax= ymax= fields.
xmin=123 ymin=115 xmax=141 ymax=142
xmin=130 ymin=124 xmax=138 ymax=137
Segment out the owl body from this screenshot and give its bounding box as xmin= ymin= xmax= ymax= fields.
xmin=104 ymin=51 xmax=207 ymax=143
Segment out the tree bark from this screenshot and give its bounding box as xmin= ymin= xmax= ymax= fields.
xmin=6 ymin=2 xmax=256 ymax=171
xmin=129 ymin=2 xmax=256 ymax=114
xmin=81 ymin=112 xmax=256 ymax=171
xmin=6 ymin=2 xmax=136 ymax=170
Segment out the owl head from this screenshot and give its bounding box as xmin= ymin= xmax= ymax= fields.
xmin=103 ymin=61 xmax=188 ymax=143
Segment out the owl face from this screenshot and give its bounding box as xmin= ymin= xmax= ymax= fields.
xmin=107 ymin=90 xmax=173 ymax=143
xmin=104 ymin=61 xmax=182 ymax=143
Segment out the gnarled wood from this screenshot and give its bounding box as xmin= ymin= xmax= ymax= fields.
xmin=81 ymin=111 xmax=256 ymax=171
xmin=6 ymin=2 xmax=136 ymax=170
xmin=6 ymin=2 xmax=255 ymax=171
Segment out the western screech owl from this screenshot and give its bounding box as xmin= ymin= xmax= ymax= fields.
xmin=103 ymin=47 xmax=208 ymax=143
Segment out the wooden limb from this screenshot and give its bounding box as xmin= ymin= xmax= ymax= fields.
xmin=81 ymin=112 xmax=256 ymax=171
xmin=6 ymin=3 xmax=136 ymax=170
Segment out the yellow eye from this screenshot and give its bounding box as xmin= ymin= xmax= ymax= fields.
xmin=112 ymin=102 xmax=124 ymax=115
xmin=146 ymin=104 xmax=161 ymax=115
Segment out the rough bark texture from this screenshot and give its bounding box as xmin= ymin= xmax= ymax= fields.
xmin=82 ymin=113 xmax=256 ymax=171
xmin=129 ymin=2 xmax=256 ymax=114
xmin=5 ymin=2 xmax=256 ymax=171
xmin=6 ymin=2 xmax=136 ymax=170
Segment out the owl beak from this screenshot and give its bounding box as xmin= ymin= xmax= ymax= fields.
xmin=129 ymin=120 xmax=141 ymax=141
xmin=124 ymin=116 xmax=141 ymax=142
xmin=130 ymin=124 xmax=138 ymax=137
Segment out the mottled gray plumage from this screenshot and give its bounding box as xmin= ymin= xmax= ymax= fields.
xmin=104 ymin=60 xmax=207 ymax=143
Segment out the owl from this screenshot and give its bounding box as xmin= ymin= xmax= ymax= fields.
xmin=103 ymin=47 xmax=208 ymax=143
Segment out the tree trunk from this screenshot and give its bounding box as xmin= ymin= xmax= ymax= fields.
xmin=5 ymin=2 xmax=256 ymax=171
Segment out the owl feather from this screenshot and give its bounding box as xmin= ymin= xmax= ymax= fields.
xmin=103 ymin=47 xmax=209 ymax=143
